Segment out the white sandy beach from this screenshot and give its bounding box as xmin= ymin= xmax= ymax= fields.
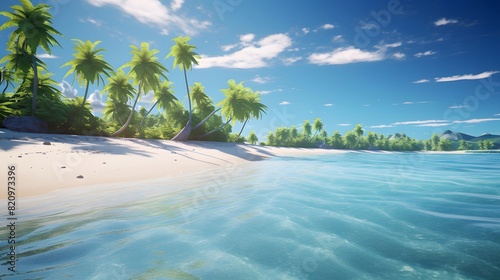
xmin=0 ymin=128 xmax=347 ymax=198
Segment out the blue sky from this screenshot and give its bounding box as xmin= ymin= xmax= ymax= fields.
xmin=1 ymin=0 xmax=500 ymax=140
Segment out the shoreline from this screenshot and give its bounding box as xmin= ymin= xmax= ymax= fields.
xmin=2 ymin=129 xmax=494 ymax=199
xmin=0 ymin=129 xmax=346 ymax=198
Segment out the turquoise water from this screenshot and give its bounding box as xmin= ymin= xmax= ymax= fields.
xmin=2 ymin=152 xmax=500 ymax=279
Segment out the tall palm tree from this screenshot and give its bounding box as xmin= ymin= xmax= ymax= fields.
xmin=190 ymin=82 xmax=212 ymax=116
xmin=0 ymin=68 xmax=15 ymax=94
xmin=312 ymin=118 xmax=323 ymax=137
xmin=140 ymin=80 xmax=177 ymax=126
xmin=0 ymin=0 xmax=62 ymax=116
xmin=111 ymin=42 xmax=168 ymax=136
xmin=102 ymin=70 xmax=135 ymax=125
xmin=61 ymin=39 xmax=113 ymax=115
xmin=198 ymin=79 xmax=250 ymax=139
xmin=103 ymin=70 xmax=135 ymax=104
xmin=166 ymin=36 xmax=200 ymax=141
xmin=302 ymin=120 xmax=312 ymax=139
xmin=104 ymin=96 xmax=131 ymax=125
xmin=235 ymin=90 xmax=267 ymax=140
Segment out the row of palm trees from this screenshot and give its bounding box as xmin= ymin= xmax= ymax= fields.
xmin=0 ymin=0 xmax=268 ymax=141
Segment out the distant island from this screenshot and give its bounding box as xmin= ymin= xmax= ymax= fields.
xmin=261 ymin=121 xmax=499 ymax=152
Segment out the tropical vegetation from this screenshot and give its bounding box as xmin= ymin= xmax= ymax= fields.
xmin=263 ymin=120 xmax=498 ymax=151
xmin=0 ymin=0 xmax=497 ymax=152
xmin=0 ymin=0 xmax=266 ymax=141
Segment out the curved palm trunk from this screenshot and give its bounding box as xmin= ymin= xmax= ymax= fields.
xmin=172 ymin=68 xmax=193 ymax=141
xmin=111 ymin=88 xmax=142 ymax=137
xmin=197 ymin=118 xmax=232 ymax=140
xmin=31 ymin=53 xmax=38 ymax=117
xmin=140 ymin=99 xmax=159 ymax=127
xmin=2 ymin=83 xmax=8 ymax=94
xmin=77 ymin=80 xmax=91 ymax=115
xmin=171 ymin=119 xmax=192 ymax=141
xmin=234 ymin=118 xmax=249 ymax=142
xmin=192 ymin=107 xmax=221 ymax=131
xmin=183 ymin=68 xmax=192 ymax=123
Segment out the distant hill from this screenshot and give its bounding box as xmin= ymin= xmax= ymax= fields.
xmin=440 ymin=130 xmax=500 ymax=148
xmin=440 ymin=130 xmax=474 ymax=141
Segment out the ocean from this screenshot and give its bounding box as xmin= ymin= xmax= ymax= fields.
xmin=1 ymin=152 xmax=500 ymax=279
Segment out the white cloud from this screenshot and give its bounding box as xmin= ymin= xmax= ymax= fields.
xmin=251 ymin=75 xmax=271 ymax=84
xmin=413 ymin=79 xmax=430 ymax=84
xmin=338 ymin=123 xmax=351 ymax=127
xmin=393 ymin=52 xmax=405 ymax=60
xmin=360 ymin=22 xmax=378 ymax=30
xmin=321 ymin=24 xmax=335 ymax=30
xmin=240 ymin=33 xmax=255 ymax=43
xmin=279 ymin=101 xmax=290 ymax=105
xmin=434 ymin=18 xmax=459 ymax=26
xmin=88 ymin=90 xmax=105 ymax=112
xmin=435 ymin=71 xmax=499 ymax=82
xmin=221 ymin=44 xmax=237 ymax=52
xmin=324 ymin=103 xmax=333 ymax=107
xmin=418 ymin=122 xmax=451 ymax=127
xmin=332 ymin=35 xmax=343 ymax=43
xmin=86 ymin=17 xmax=103 ymax=27
xmin=403 ymin=101 xmax=431 ymax=105
xmin=170 ymin=0 xmax=184 ymax=10
xmin=86 ymin=0 xmax=210 ymax=35
xmin=283 ymin=56 xmax=302 ymax=65
xmin=38 ymin=53 xmax=59 ymax=59
xmin=394 ymin=120 xmax=448 ymax=126
xmin=197 ymin=33 xmax=292 ymax=69
xmin=453 ymin=118 xmax=500 ymax=124
xmin=495 ymin=113 xmax=500 ymax=116
xmin=259 ymin=89 xmax=282 ymax=95
xmin=415 ymin=50 xmax=436 ymax=58
xmin=302 ymin=28 xmax=310 ymax=34
xmin=380 ymin=42 xmax=402 ymax=48
xmin=60 ymin=81 xmax=78 ymax=98
xmin=308 ymin=42 xmax=401 ymax=65
xmin=140 ymin=90 xmax=155 ymax=103
xmin=370 ymin=124 xmax=394 ymax=128
xmin=308 ymin=46 xmax=384 ymax=65
xmin=449 ymin=105 xmax=468 ymax=109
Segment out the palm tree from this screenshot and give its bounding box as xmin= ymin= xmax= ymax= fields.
xmin=140 ymin=80 xmax=177 ymax=126
xmin=190 ymin=82 xmax=212 ymax=116
xmin=343 ymin=131 xmax=357 ymax=149
xmin=0 ymin=68 xmax=15 ymax=94
xmin=166 ymin=36 xmax=200 ymax=141
xmin=312 ymin=118 xmax=323 ymax=137
xmin=61 ymin=39 xmax=113 ymax=115
xmin=198 ymin=80 xmax=250 ymax=139
xmin=103 ymin=70 xmax=135 ymax=104
xmin=103 ymin=95 xmax=131 ymax=125
xmin=235 ymin=90 xmax=267 ymax=140
xmin=102 ymin=70 xmax=135 ymax=125
xmin=302 ymin=120 xmax=312 ymax=139
xmin=111 ymin=42 xmax=168 ymax=136
xmin=0 ymin=0 xmax=62 ymax=116
xmin=248 ymin=131 xmax=258 ymax=145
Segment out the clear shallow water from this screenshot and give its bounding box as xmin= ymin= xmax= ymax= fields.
xmin=1 ymin=152 xmax=500 ymax=279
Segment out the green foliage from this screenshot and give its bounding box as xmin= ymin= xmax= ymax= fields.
xmin=458 ymin=140 xmax=472 ymax=150
xmin=248 ymin=131 xmax=258 ymax=145
xmin=478 ymin=140 xmax=495 ymax=150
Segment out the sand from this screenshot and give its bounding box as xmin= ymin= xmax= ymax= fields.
xmin=0 ymin=129 xmax=346 ymax=198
